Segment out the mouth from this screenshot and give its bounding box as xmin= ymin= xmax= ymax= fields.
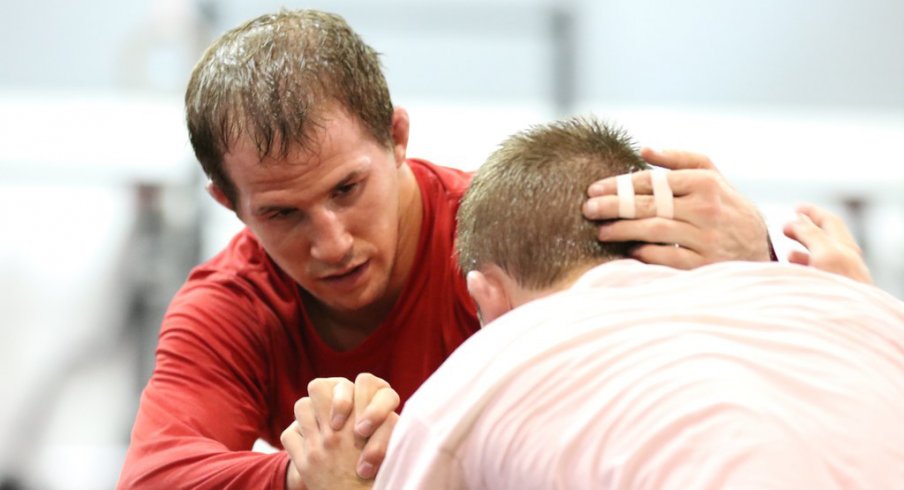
xmin=320 ymin=260 xmax=369 ymax=289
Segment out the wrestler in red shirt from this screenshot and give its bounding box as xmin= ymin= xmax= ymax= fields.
xmin=118 ymin=158 xmax=476 ymax=489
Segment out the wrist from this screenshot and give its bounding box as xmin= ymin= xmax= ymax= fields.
xmin=285 ymin=459 xmax=304 ymax=490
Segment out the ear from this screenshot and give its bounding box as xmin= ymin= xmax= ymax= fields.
xmin=390 ymin=106 xmax=410 ymax=166
xmin=206 ymin=180 xmax=235 ymax=212
xmin=466 ymin=267 xmax=514 ymax=326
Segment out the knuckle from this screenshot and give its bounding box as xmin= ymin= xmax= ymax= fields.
xmin=648 ymin=219 xmax=671 ymax=236
xmin=364 ymin=443 xmax=387 ymax=464
xmin=294 ymin=397 xmax=312 ymax=417
xmin=333 ymin=379 xmax=351 ymax=395
xmin=823 ymin=250 xmax=845 ymax=267
xmin=360 ymin=372 xmax=391 ymax=390
xmin=279 ymin=428 xmax=291 ymax=446
xmin=307 ymin=378 xmax=326 ymax=394
xmin=695 ymin=196 xmax=722 ymax=220
xmin=640 ymin=197 xmax=657 ymax=217
xmin=305 ymin=449 xmax=324 ymax=467
xmin=695 ymin=172 xmax=723 ymax=195
xmin=699 ymin=228 xmax=718 ymax=246
xmin=356 ymin=372 xmax=376 ymax=385
xmin=333 ymin=396 xmax=352 ymax=413
xmin=386 ymin=412 xmax=400 ymax=428
xmin=387 ymin=389 xmax=401 ymax=408
xmin=322 ymin=431 xmax=341 ymax=449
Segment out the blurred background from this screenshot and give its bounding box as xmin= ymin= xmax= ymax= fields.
xmin=0 ymin=0 xmax=901 ymax=488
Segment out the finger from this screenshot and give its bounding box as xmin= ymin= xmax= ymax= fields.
xmin=795 ymin=202 xmax=833 ymax=227
xmin=795 ymin=203 xmax=860 ymax=250
xmin=585 ymin=195 xmax=695 ymax=223
xmin=293 ymin=397 xmax=320 ymax=445
xmin=629 ymin=243 xmax=705 ymax=270
xmin=597 ymin=218 xmax=705 ymax=253
xmin=307 ymin=378 xmax=352 ymax=431
xmin=330 ymin=380 xmax=354 ymax=430
xmin=640 ymin=147 xmax=719 ymax=172
xmin=584 ymin=195 xmax=643 ymax=221
xmin=281 ymin=421 xmax=306 ymax=459
xmin=782 ymin=213 xmax=829 ymax=255
xmin=355 ymin=387 xmax=401 ymax=438
xmin=787 ymin=250 xmax=811 ymax=266
xmin=353 ymin=373 xmax=398 ymax=437
xmin=356 ymin=412 xmax=399 ymax=480
xmin=588 ymin=168 xmax=719 ymax=201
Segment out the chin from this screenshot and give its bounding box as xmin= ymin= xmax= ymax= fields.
xmin=322 ymin=284 xmax=382 ymax=312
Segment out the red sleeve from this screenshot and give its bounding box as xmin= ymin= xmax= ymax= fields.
xmin=117 ymin=275 xmax=290 ymax=489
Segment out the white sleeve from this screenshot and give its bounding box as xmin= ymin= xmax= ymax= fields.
xmin=373 ymin=417 xmax=467 ymax=490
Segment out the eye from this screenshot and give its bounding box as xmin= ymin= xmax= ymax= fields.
xmin=334 ymin=181 xmax=359 ymax=198
xmin=269 ymin=208 xmax=295 ymax=220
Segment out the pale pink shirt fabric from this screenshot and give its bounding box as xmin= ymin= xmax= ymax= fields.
xmin=374 ymin=260 xmax=904 ymax=490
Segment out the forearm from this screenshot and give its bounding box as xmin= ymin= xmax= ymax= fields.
xmin=118 ymin=438 xmax=290 ymax=490
xmin=120 ymin=340 xmax=286 ymax=489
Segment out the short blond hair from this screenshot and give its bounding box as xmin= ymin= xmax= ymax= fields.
xmin=456 ymin=116 xmax=648 ymax=289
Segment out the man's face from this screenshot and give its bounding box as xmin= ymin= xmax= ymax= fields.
xmin=222 ymin=108 xmax=406 ymax=315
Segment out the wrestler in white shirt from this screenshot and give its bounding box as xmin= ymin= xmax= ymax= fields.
xmin=376 ymin=257 xmax=904 ymax=489
xmin=296 ymin=117 xmax=903 ymax=490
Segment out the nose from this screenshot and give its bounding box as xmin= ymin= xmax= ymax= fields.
xmin=309 ymin=209 xmax=353 ymax=264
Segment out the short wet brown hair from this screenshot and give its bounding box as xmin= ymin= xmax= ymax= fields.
xmin=185 ymin=9 xmax=394 ymax=205
xmin=456 ymin=116 xmax=649 ymax=290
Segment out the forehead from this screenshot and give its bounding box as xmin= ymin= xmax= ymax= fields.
xmin=221 ymin=109 xmax=383 ymax=203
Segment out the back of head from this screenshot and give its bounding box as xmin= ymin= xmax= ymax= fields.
xmin=456 ymin=116 xmax=648 ymax=290
xmin=185 ymin=9 xmax=394 ymax=205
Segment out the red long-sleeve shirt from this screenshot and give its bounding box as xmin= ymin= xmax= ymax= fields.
xmin=118 ymin=159 xmax=479 ymax=489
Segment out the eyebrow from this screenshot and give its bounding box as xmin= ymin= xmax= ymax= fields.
xmin=252 ymin=166 xmax=369 ymax=217
xmin=254 ymin=204 xmax=293 ymax=217
xmin=334 ymin=168 xmax=365 ymax=190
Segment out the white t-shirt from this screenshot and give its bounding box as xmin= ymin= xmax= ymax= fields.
xmin=374 ymin=260 xmax=904 ymax=490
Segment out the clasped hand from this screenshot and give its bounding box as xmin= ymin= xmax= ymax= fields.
xmin=281 ymin=373 xmax=399 ymax=490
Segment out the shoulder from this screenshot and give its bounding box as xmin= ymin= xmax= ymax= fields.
xmin=402 ymin=159 xmax=477 ymax=323
xmin=408 ymin=158 xmax=473 ymax=201
xmin=163 ymin=228 xmax=300 ymax=343
xmin=186 ymin=228 xmax=295 ymax=297
xmin=407 ymin=158 xmax=472 ymax=241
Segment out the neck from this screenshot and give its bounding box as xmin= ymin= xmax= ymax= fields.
xmin=303 ymin=290 xmax=395 ymax=350
xmin=509 ymin=263 xmax=597 ymax=309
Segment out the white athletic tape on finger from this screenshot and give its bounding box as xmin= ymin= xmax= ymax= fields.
xmin=616 ymin=173 xmax=635 ymax=219
xmin=651 ymin=170 xmax=674 ymax=219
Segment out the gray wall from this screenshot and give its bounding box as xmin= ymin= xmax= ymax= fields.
xmin=3 ymin=0 xmax=901 ymax=112
xmin=577 ymin=0 xmax=904 ymax=112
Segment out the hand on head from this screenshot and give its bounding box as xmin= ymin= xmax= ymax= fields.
xmin=782 ymin=203 xmax=872 ymax=284
xmin=582 ymin=148 xmax=772 ymax=269
xmin=281 ymin=374 xmax=399 ymax=490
